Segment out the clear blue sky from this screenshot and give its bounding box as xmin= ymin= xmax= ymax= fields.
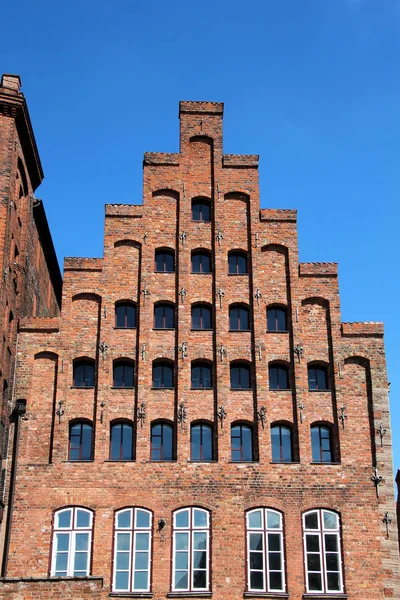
xmin=2 ymin=1 xmax=399 ymax=481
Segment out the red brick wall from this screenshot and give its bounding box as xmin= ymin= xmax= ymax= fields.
xmin=2 ymin=101 xmax=399 ymax=599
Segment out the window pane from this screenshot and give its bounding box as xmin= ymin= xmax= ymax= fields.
xmin=55 ymin=552 xmax=68 ymax=572
xmin=202 ymin=254 xmax=211 ymax=272
xmin=57 ymin=511 xmax=71 ymax=528
xmin=73 ymin=552 xmax=88 ymax=573
xmin=191 ymin=426 xmax=201 ymax=460
xmin=308 ymin=573 xmax=322 ymax=591
xmin=202 ymin=307 xmax=211 ymax=328
xmin=230 ymin=308 xmax=239 ymax=330
xmin=81 ymin=425 xmax=92 ymax=460
xmin=116 ymin=305 xmax=125 ymax=327
xmin=267 ymin=309 xmax=276 ymax=331
xmin=134 ymin=571 xmax=149 ymax=590
xmin=175 ymin=532 xmax=189 ymax=550
xmin=192 ymin=307 xmax=201 ymax=329
xmin=306 ymin=535 xmax=320 ymax=552
xmin=165 ymin=252 xmax=174 ymax=272
xmin=193 ymin=570 xmax=206 ymax=588
xmin=117 ymin=510 xmax=131 ymax=528
xmin=250 ymin=533 xmax=263 ymax=551
xmin=307 ymin=554 xmax=321 ymax=571
xmin=116 ymin=552 xmax=130 ymax=570
xmin=327 ymin=572 xmax=340 ymax=591
xmin=250 ymin=552 xmax=263 ymax=569
xmin=162 ymin=425 xmax=173 ymax=460
xmin=121 ymin=425 xmax=133 ymax=459
xmin=250 ymin=571 xmax=264 ymax=590
xmin=267 ymin=512 xmax=281 ymax=529
xmin=193 ymin=532 xmax=206 ymax=550
xmin=175 ymin=572 xmax=188 ymax=589
xmin=134 ymin=551 xmax=149 ymax=570
xmin=317 ymin=368 xmax=327 ymax=389
xmin=154 ymin=307 xmax=163 ymax=328
xmin=117 ymin=533 xmax=131 ymax=551
xmin=75 ymin=533 xmax=88 ymax=550
xmin=269 ymin=552 xmax=281 ymax=570
xmin=175 ymin=510 xmax=189 ymax=528
xmin=136 ymin=533 xmax=149 ymax=551
xmin=240 ymin=366 xmax=250 ymax=388
xmin=276 ymin=309 xmax=286 ymax=331
xmin=56 ymin=533 xmax=70 ymax=551
xmin=237 ymin=254 xmax=247 ymax=273
xmin=242 ymin=427 xmax=253 ymax=460
xmin=268 ymin=533 xmax=281 ymax=551
xmin=191 ymin=366 xmax=201 ymax=388
xmin=153 ymin=365 xmax=162 ymax=387
xmin=269 ymin=571 xmax=283 ymax=591
xmin=163 ymin=366 xmax=173 ymax=388
xmin=193 ymin=551 xmax=206 ymax=568
xmin=325 ymin=534 xmax=338 ymax=552
xmin=248 ymin=510 xmax=262 ymax=529
xmin=165 ymin=306 xmax=174 ymax=328
xmin=323 ymin=512 xmax=338 ymax=530
xmin=326 ymin=552 xmax=339 ymax=571
xmin=193 ymin=509 xmax=208 ymax=528
xmin=115 ymin=572 xmax=129 ymax=590
xmin=201 ymin=426 xmax=212 ymax=461
xmin=311 ymin=428 xmax=321 ymax=462
xmin=126 ymin=305 xmax=136 ymax=327
xmin=308 ymin=368 xmax=317 ymax=390
xmin=192 ymin=203 xmax=201 ymax=220
xmin=269 ymin=367 xmax=278 ymax=390
xmin=281 ymin=427 xmax=292 ymax=462
xmin=202 ymin=203 xmax=210 ymax=221
xmin=271 ymin=427 xmax=281 ymax=462
xmin=111 ymin=424 xmax=122 ymax=459
xmin=136 ymin=510 xmax=150 ymax=528
xmin=176 ymin=553 xmax=188 ymax=569
xmin=278 ymin=367 xmax=288 ymax=389
xmin=231 ymin=367 xmax=240 ymax=388
xmin=239 ymin=308 xmax=249 ymax=330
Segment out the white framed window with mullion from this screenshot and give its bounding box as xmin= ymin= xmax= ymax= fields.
xmin=303 ymin=509 xmax=343 ymax=594
xmin=246 ymin=508 xmax=285 ymax=593
xmin=172 ymin=507 xmax=210 ymax=592
xmin=113 ymin=507 xmax=152 ymax=593
xmin=51 ymin=507 xmax=93 ymax=577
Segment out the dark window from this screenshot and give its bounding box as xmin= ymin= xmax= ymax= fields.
xmin=151 ymin=423 xmax=173 ymax=460
xmin=229 ymin=305 xmax=250 ymax=331
xmin=228 ymin=251 xmax=247 ymax=274
xmin=113 ymin=360 xmax=134 ymax=388
xmin=271 ymin=425 xmax=293 ymax=462
xmin=191 ymin=304 xmax=212 ymax=330
xmin=308 ymin=366 xmax=329 ymax=390
xmin=192 ymin=199 xmax=211 ymax=222
xmin=231 ymin=424 xmax=253 ymax=462
xmin=267 ymin=307 xmax=287 ymax=332
xmin=69 ymin=422 xmax=93 ymax=461
xmin=155 ymin=249 xmax=175 ymax=272
xmin=110 ymin=422 xmax=133 ymax=460
xmin=154 ymin=303 xmax=175 ymax=329
xmin=191 ymin=251 xmax=211 ymax=274
xmin=191 ymin=424 xmax=213 ymax=461
xmin=269 ymin=365 xmax=289 ymax=390
xmin=73 ymin=360 xmax=95 ymax=387
xmin=191 ymin=362 xmax=212 ymax=389
xmin=311 ymin=426 xmax=333 ymax=463
xmin=152 ymin=361 xmax=174 ymax=388
xmin=230 ymin=363 xmax=251 ymax=389
xmin=115 ymin=302 xmax=136 ymax=328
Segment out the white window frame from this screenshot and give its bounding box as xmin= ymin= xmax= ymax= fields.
xmin=246 ymin=508 xmax=285 ymax=593
xmin=303 ymin=509 xmax=344 ymax=594
xmin=112 ymin=507 xmax=153 ymax=593
xmin=51 ymin=507 xmax=93 ymax=577
xmin=172 ymin=507 xmax=210 ymax=592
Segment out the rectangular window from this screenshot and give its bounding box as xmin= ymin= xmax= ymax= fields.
xmin=113 ymin=508 xmax=152 ymax=592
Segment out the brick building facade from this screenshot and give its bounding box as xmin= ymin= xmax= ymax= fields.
xmin=0 ymin=88 xmax=398 ymax=598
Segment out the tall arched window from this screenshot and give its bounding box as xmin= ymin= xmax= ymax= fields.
xmin=191 ymin=423 xmax=213 ymax=461
xmin=269 ymin=363 xmax=290 ymax=390
xmin=191 ymin=250 xmax=211 ymax=274
xmin=229 ymin=304 xmax=250 ymax=331
xmin=69 ymin=421 xmax=93 ymax=461
xmin=228 ymin=250 xmax=248 ymax=274
xmin=267 ymin=305 xmax=287 ymax=332
xmin=172 ymin=507 xmax=210 ymax=592
xmin=155 ymin=248 xmax=175 ymax=272
xmin=311 ymin=424 xmax=333 ymax=463
xmin=191 ymin=304 xmax=212 ymax=330
xmin=308 ymin=364 xmax=329 ymax=390
xmin=151 ymin=422 xmax=173 ymax=461
xmin=115 ymin=301 xmax=137 ymax=328
xmin=192 ymin=198 xmax=211 ymax=222
xmin=51 ymin=507 xmax=93 ymax=577
xmin=154 ymin=302 xmax=175 ymax=329
xmin=303 ymin=509 xmax=344 ymax=594
xmin=191 ymin=361 xmax=212 ymax=389
xmin=231 ymin=424 xmax=253 ymax=462
xmin=271 ymin=424 xmax=293 ymax=463
xmin=113 ymin=508 xmax=152 ymax=592
xmin=73 ymin=358 xmax=95 ymax=387
xmin=152 ymin=360 xmax=174 ymax=388
xmin=230 ymin=362 xmax=251 ymax=389
xmin=246 ymin=508 xmax=286 ymax=592
xmin=110 ymin=421 xmax=134 ymax=460
xmin=113 ymin=359 xmax=135 ymax=388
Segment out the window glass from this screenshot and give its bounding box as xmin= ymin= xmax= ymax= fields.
xmin=152 ymin=362 xmax=174 ymax=388
xmin=113 ymin=508 xmax=152 ymax=592
xmin=151 ymin=423 xmax=173 ymax=461
xmin=247 ymin=509 xmax=285 ymax=593
xmin=269 ymin=366 xmax=289 ymax=390
xmin=191 ymin=305 xmax=211 ymax=330
xmin=228 ymin=252 xmax=247 ymax=274
xmin=311 ymin=426 xmax=333 ymax=463
xmin=173 ymin=508 xmax=210 ymax=592
xmin=271 ymin=425 xmax=293 ymax=462
xmin=308 ymin=366 xmax=328 ymax=390
xmin=191 ymin=424 xmax=213 ymax=461
xmin=230 ymin=364 xmax=251 ymax=389
xmin=229 ymin=306 xmax=250 ymax=331
xmin=155 ymin=250 xmax=175 ymax=272
xmin=191 ymin=252 xmax=211 ymax=273
xmin=267 ymin=307 xmax=287 ymax=332
xmin=231 ymin=425 xmax=253 ymax=462
xmin=191 ymin=363 xmax=212 ymax=389
xmin=110 ymin=423 xmax=133 ymax=460
xmin=51 ymin=507 xmax=93 ymax=577
xmin=154 ymin=304 xmax=175 ymax=329
xmin=115 ymin=303 xmax=136 ymax=328
xmin=73 ymin=360 xmax=95 ymax=387
xmin=113 ymin=361 xmax=134 ymax=388
xmin=192 ymin=200 xmax=211 ymax=222
xmin=69 ymin=422 xmax=93 ymax=461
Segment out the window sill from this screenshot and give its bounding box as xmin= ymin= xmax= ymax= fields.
xmin=230 ymin=388 xmax=253 ymax=391
xmin=228 ymin=273 xmax=248 ymax=276
xmin=111 ymin=387 xmax=135 ymax=390
xmin=70 ymin=386 xmax=95 ymax=390
xmin=244 ymin=593 xmax=289 ymax=598
xmin=114 ymin=327 xmax=137 ymax=330
xmin=270 ymin=461 xmax=300 ymax=465
xmin=191 ymin=388 xmax=213 ymax=391
xmin=153 ymin=328 xmax=176 ymax=331
xmin=146 ymin=460 xmax=177 ymax=463
xmin=187 ymin=459 xmax=217 ymax=463
xmin=269 ymin=389 xmax=291 ymax=392
xmin=308 ymin=389 xmax=331 ymax=393
xmin=310 ymin=462 xmax=341 ymax=466
xmin=190 ymin=272 xmax=212 ymax=275
xmin=104 ymin=460 xmax=135 ymax=463
xmin=109 ymin=594 xmax=153 ymax=598
xmin=151 ymin=387 xmax=174 ymax=391
xmin=153 ymin=271 xmax=175 ymax=274
xmin=266 ymin=330 xmax=289 ymax=334
xmin=167 ymin=594 xmax=212 ymax=598
xmin=229 ymin=461 xmax=259 ymax=464
xmin=63 ymin=460 xmax=94 ymax=463
xmin=191 ymin=329 xmax=213 ymax=332
xmin=302 ymin=595 xmax=348 ymax=599
xmin=229 ymin=330 xmax=252 ymax=333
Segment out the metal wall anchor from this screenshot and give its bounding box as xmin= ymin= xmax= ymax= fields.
xmin=257 ymin=406 xmax=267 ymax=429
xmin=137 ymin=402 xmax=146 ymax=428
xmin=371 ymin=468 xmax=383 ymax=498
xmin=178 ymin=287 xmax=187 ymax=304
xmin=255 ymin=288 xmax=262 ymax=305
xmin=218 ymin=344 xmax=226 ymax=362
xmin=177 ymin=402 xmax=187 ymax=429
xmin=339 ymin=406 xmax=347 ymax=430
xmin=217 ymin=405 xmax=226 ymax=428
xmin=216 ymin=228 xmax=224 ymax=247
xmin=178 ymin=342 xmax=188 ymax=360
xmin=99 ymin=341 xmax=109 ymax=358
xmin=294 ymin=344 xmax=304 ymax=363
xmin=382 ymin=512 xmax=392 ymax=538
xmin=216 ymin=288 xmax=225 ymax=308
xmin=55 ymin=400 xmax=64 ymax=424
xmin=299 ymin=403 xmax=305 ymax=424
xmin=100 ymin=401 xmax=106 ymax=424
xmin=179 ymin=231 xmax=187 ymax=246
xmin=378 ymin=423 xmax=387 ymax=447
xmin=141 ymin=285 xmax=150 ymax=302
xmin=141 ymin=344 xmax=146 ymax=361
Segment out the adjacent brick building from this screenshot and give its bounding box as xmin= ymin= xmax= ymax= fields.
xmin=0 ymin=87 xmax=398 ymax=599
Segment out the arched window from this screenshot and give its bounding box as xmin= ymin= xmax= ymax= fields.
xmin=231 ymin=424 xmax=253 ymax=462
xmin=113 ymin=508 xmax=152 ymax=592
xmin=308 ymin=364 xmax=329 ymax=390
xmin=303 ymin=509 xmax=343 ymax=594
xmin=246 ymin=508 xmax=286 ymax=592
xmin=151 ymin=422 xmax=173 ymax=461
xmin=191 ymin=304 xmax=212 ymax=330
xmin=271 ymin=424 xmax=293 ymax=463
xmin=73 ymin=358 xmax=95 ymax=387
xmin=311 ymin=425 xmax=333 ymax=463
xmin=69 ymin=421 xmax=93 ymax=461
xmin=113 ymin=359 xmax=135 ymax=388
xmin=230 ymin=362 xmax=251 ymax=389
xmin=115 ymin=301 xmax=137 ymax=328
xmin=191 ymin=250 xmax=211 ymax=274
xmin=228 ymin=250 xmax=248 ymax=274
xmin=192 ymin=198 xmax=211 ymax=222
xmin=154 ymin=302 xmax=175 ymax=329
xmin=267 ymin=305 xmax=287 ymax=332
xmin=191 ymin=423 xmax=213 ymax=461
xmin=269 ymin=363 xmax=290 ymax=390
xmin=172 ymin=507 xmax=210 ymax=591
xmin=191 ymin=361 xmax=212 ymax=389
xmin=51 ymin=507 xmax=93 ymax=577
xmin=229 ymin=304 xmax=250 ymax=331
xmin=152 ymin=360 xmax=174 ymax=388
xmin=110 ymin=421 xmax=134 ymax=460
xmin=155 ymin=248 xmax=175 ymax=272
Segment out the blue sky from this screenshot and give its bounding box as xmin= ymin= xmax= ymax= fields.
xmin=2 ymin=1 xmax=400 ymax=479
